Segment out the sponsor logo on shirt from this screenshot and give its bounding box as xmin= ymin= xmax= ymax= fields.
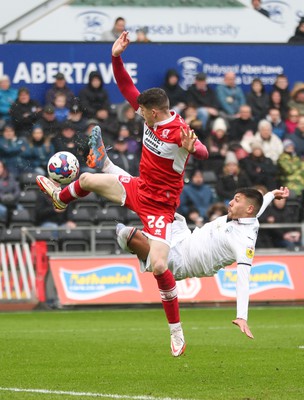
xmin=215 ymin=262 xmax=293 ymax=297
xmin=246 ymin=246 xmax=254 ymax=259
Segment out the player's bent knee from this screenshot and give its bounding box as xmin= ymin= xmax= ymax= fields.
xmin=79 ymin=172 xmax=95 ymax=190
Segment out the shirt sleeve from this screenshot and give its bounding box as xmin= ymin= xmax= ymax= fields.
xmin=112 ymin=55 xmax=140 ymax=111
xmin=236 ymin=263 xmax=251 ymax=320
xmin=192 ymin=140 xmax=209 ymax=160
xmin=257 ymin=192 xmax=275 ymax=218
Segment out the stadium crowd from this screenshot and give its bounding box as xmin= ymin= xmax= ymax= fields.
xmin=0 ymin=69 xmax=303 ymax=250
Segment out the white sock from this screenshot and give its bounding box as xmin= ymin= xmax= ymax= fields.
xmin=169 ymin=322 xmax=182 ymax=334
xmin=102 ymin=158 xmax=131 ymax=177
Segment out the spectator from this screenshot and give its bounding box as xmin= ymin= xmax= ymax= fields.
xmin=0 ymin=75 xmax=17 ymax=129
xmin=206 ymin=202 xmax=228 ymax=222
xmin=277 ymin=139 xmax=304 ymax=197
xmin=53 ymin=93 xmax=69 ymax=123
xmin=0 ymin=160 xmax=21 ymax=225
xmin=100 ymin=17 xmax=126 ymax=41
xmin=216 ymin=151 xmax=252 ymax=204
xmin=182 ymin=105 xmax=206 ymax=142
xmin=215 ymin=71 xmax=246 ymax=120
xmin=0 ymin=124 xmax=27 ymax=176
xmin=79 ymin=71 xmax=110 ymax=119
xmin=178 ymin=169 xmax=215 ymax=220
xmin=68 ymin=102 xmax=88 ymax=134
xmin=185 ymin=207 xmax=204 ymax=228
xmin=109 ymin=136 xmax=140 ymax=177
xmin=262 ymin=197 xmax=301 ymax=250
xmin=285 ymin=108 xmax=300 ymax=134
xmin=20 ymin=124 xmax=55 ymax=175
xmin=117 ymin=102 xmax=144 ymax=149
xmin=36 ymin=104 xmax=62 ymax=139
xmin=186 ymin=72 xmax=219 ymax=128
xmin=10 ymin=87 xmax=42 ymax=138
xmin=288 ymin=82 xmax=304 ymax=116
xmin=45 ymin=72 xmax=75 ymax=109
xmin=116 ymin=124 xmax=140 ymax=155
xmin=240 ymin=140 xmax=277 ymax=190
xmin=162 ymin=69 xmax=187 ymax=114
xmin=289 ymin=116 xmax=304 ymax=159
xmin=266 ymin=108 xmax=287 ymax=140
xmin=230 ymin=104 xmax=257 ymax=142
xmin=135 ymin=27 xmax=151 ymax=43
xmin=288 ymin=17 xmax=304 ymax=44
xmin=245 ymin=77 xmax=269 ymax=122
xmin=251 ymin=0 xmax=270 ymax=18
xmin=269 ymin=89 xmax=288 ymax=120
xmin=241 ymin=119 xmax=283 ymax=164
xmin=205 ymin=117 xmax=229 ymax=174
xmin=272 ymin=74 xmax=290 ymax=111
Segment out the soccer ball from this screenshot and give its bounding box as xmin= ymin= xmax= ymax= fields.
xmin=47 ymin=151 xmax=80 ymax=184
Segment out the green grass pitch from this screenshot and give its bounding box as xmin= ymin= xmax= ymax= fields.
xmin=0 ymin=306 xmax=303 ymax=400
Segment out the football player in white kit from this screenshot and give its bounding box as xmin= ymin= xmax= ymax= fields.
xmin=116 ymin=186 xmax=290 ymax=339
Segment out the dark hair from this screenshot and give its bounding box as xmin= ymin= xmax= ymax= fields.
xmin=137 ymin=88 xmax=169 ymax=111
xmin=235 ymin=188 xmax=263 ymax=215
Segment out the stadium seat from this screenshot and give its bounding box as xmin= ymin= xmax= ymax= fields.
xmin=68 ymin=208 xmax=95 ymax=226
xmin=59 ymin=229 xmax=89 ymax=252
xmin=94 ymin=206 xmax=125 ymax=226
xmin=94 ymin=227 xmax=120 ymax=254
xmin=9 ymin=208 xmax=34 ymax=229
xmin=19 ymin=172 xmax=39 ymax=191
xmin=19 ymin=190 xmax=37 ymax=220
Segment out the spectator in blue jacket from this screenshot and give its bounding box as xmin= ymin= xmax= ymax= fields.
xmin=0 ymin=124 xmax=27 ymax=176
xmin=215 ymin=71 xmax=246 ymax=120
xmin=178 ymin=169 xmax=215 ymax=220
xmin=0 ymin=75 xmax=17 ymax=129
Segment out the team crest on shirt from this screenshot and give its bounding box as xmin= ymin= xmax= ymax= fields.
xmin=246 ymin=246 xmax=254 ymax=259
xmin=160 ymin=129 xmax=170 ymax=139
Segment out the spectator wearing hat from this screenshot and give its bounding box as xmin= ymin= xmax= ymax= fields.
xmin=162 ymin=69 xmax=187 ymax=114
xmin=289 ymin=116 xmax=304 ymax=159
xmin=10 ymin=87 xmax=42 ymax=138
xmin=186 ymin=72 xmax=219 ymax=129
xmin=215 ymin=151 xmax=252 ymax=204
xmin=205 ymin=117 xmax=229 ymax=175
xmin=45 ymin=72 xmax=75 ymax=108
xmin=0 ymin=74 xmax=17 ymax=129
xmin=110 ymin=136 xmax=140 ymax=176
xmin=68 ymin=102 xmax=87 ymax=134
xmin=288 ymin=82 xmax=304 ymax=116
xmin=288 ymin=17 xmax=304 ymax=44
xmin=277 ymin=139 xmax=304 ymax=197
xmin=240 ymin=140 xmax=277 ymax=190
xmin=215 ymin=71 xmax=246 ymax=121
xmin=241 ymin=119 xmax=283 ymax=164
xmin=36 ymin=104 xmax=62 ymax=139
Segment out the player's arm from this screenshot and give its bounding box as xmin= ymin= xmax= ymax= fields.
xmin=111 ymin=32 xmax=140 ymax=111
xmin=180 ymin=126 xmax=209 ymax=160
xmin=233 ymin=249 xmax=254 ymax=339
xmin=257 ymin=186 xmax=289 ymax=218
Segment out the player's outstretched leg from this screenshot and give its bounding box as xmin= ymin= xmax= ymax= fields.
xmin=36 ymin=175 xmax=67 ymax=211
xmin=86 ymin=125 xmax=108 ymax=169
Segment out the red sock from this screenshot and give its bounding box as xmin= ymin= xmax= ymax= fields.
xmin=59 ymin=179 xmax=90 ymax=204
xmin=154 ymin=269 xmax=180 ymax=324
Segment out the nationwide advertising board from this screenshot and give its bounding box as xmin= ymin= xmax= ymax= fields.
xmin=50 ymin=255 xmax=304 ymax=306
xmin=1 ymin=42 xmax=304 ymax=105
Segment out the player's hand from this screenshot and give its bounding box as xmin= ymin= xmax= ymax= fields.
xmin=112 ymin=31 xmax=130 ymax=57
xmin=272 ymin=186 xmax=289 ymax=200
xmin=232 ymin=318 xmax=254 ymax=339
xmin=180 ymin=126 xmax=197 ymax=153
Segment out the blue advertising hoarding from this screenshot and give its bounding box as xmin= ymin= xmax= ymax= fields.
xmin=1 ymin=42 xmax=304 ymax=105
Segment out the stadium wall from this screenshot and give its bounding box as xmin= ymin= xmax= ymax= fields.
xmin=49 ymin=254 xmax=304 ymax=306
xmin=1 ymin=42 xmax=304 ymax=105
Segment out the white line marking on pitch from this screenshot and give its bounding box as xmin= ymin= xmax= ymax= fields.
xmin=0 ymin=387 xmax=192 ymax=400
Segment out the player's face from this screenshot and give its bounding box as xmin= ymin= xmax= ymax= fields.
xmin=140 ymin=105 xmax=156 ymax=127
xmin=227 ymin=193 xmax=250 ymax=220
